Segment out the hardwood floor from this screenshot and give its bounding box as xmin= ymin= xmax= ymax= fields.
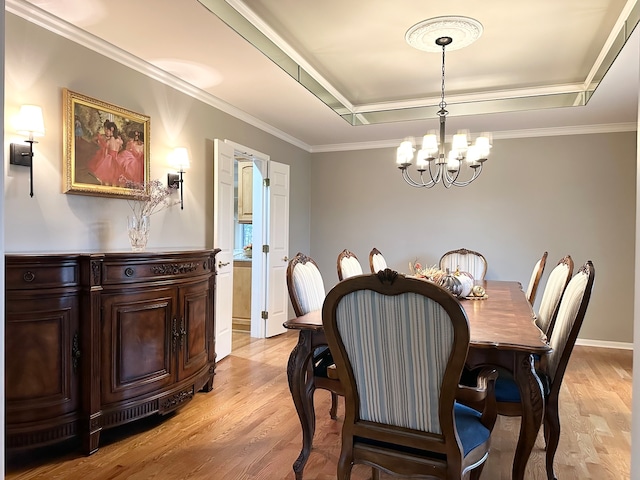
xmin=5 ymin=331 xmax=631 ymax=480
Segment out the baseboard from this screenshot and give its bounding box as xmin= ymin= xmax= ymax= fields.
xmin=232 ymin=317 xmax=251 ymax=332
xmin=575 ymin=338 xmax=633 ymax=350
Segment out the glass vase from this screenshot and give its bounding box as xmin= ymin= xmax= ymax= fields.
xmin=127 ymin=215 xmax=150 ymax=252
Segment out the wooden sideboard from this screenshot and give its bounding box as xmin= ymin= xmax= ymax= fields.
xmin=5 ymin=249 xmax=219 ymax=454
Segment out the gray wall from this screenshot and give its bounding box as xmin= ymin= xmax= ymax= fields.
xmin=310 ymin=133 xmax=636 ymax=344
xmin=4 ymin=13 xmax=312 ymax=257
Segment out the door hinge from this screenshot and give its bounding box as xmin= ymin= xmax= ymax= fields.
xmin=261 ymin=311 xmax=269 ymax=320
xmin=262 ymin=244 xmax=269 ymax=253
xmin=264 ymin=178 xmax=270 ymax=187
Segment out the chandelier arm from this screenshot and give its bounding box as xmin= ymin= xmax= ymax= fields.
xmin=401 ymin=167 xmax=437 ymax=188
xmin=426 ymin=161 xmax=441 ymax=185
xmin=450 ymin=164 xmax=483 ymax=187
xmin=442 ymin=167 xmax=458 ymax=188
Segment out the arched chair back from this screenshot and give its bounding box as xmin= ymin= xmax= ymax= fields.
xmin=439 ymin=248 xmax=488 ymax=280
xmin=337 ymin=249 xmax=363 ymax=281
xmin=525 ymin=251 xmax=548 ymax=306
xmin=323 ymin=269 xmax=497 ymax=479
xmin=536 ymin=255 xmax=573 ymax=337
xmin=368 ymin=247 xmax=387 ymax=273
xmin=491 ymin=261 xmax=595 ymax=480
xmin=286 ymin=252 xmax=325 ymax=317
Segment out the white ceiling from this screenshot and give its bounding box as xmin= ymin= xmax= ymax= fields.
xmin=12 ymin=0 xmax=640 ymax=151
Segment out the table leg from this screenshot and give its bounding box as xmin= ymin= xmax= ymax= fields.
xmin=286 ymin=330 xmax=316 ymax=480
xmin=512 ymin=353 xmax=545 ymax=480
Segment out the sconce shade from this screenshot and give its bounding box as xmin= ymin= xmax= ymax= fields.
xmin=170 ymin=147 xmax=190 ymax=171
xmin=15 ymin=105 xmax=45 ymax=138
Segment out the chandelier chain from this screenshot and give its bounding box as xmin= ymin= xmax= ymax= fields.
xmin=440 ymin=43 xmax=447 ymax=111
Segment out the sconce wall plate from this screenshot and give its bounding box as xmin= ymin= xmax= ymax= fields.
xmin=167 ymin=173 xmax=180 ymax=189
xmin=10 ymin=143 xmax=32 ymax=166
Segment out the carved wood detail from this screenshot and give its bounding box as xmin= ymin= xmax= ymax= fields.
xmin=151 ymin=262 xmax=198 ymax=275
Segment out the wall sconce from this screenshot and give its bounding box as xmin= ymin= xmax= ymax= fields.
xmin=167 ymin=147 xmax=190 ymax=210
xmin=10 ymin=105 xmax=45 ymax=197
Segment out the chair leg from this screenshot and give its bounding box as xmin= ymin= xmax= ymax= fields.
xmin=337 ymin=451 xmax=353 ymax=480
xmin=330 ymin=392 xmax=339 ymax=419
xmin=544 ymin=399 xmax=561 ymax=480
xmin=371 ymin=467 xmax=380 ymax=480
xmin=543 ymin=415 xmax=549 ymax=451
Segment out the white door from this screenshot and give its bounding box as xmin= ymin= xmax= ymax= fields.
xmin=213 ymin=139 xmax=234 ymax=360
xmin=265 ymin=161 xmax=289 ymax=337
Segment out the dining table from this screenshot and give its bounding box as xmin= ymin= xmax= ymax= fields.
xmin=283 ymin=279 xmax=552 ymax=480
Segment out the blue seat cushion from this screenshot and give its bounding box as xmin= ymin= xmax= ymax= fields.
xmin=354 ymin=404 xmax=488 ymax=460
xmin=454 ymin=402 xmax=490 ymax=456
xmin=495 ymin=370 xmax=550 ymax=403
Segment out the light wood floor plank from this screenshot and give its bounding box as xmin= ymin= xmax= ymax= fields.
xmin=6 ymin=333 xmax=631 ymax=479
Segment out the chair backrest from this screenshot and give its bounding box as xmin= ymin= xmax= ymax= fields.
xmin=336 ymin=249 xmax=363 ymax=281
xmin=545 ymin=261 xmax=595 ymax=394
xmin=536 ymin=255 xmax=574 ymax=337
xmin=439 ymin=248 xmax=488 ymax=280
xmin=323 ymin=270 xmax=470 ymax=466
xmin=368 ymin=247 xmax=387 ymax=273
xmin=525 ymin=251 xmax=548 ymax=305
xmin=286 ymin=252 xmax=326 ymax=317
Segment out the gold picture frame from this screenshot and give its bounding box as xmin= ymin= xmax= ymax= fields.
xmin=62 ymin=88 xmax=150 ymax=198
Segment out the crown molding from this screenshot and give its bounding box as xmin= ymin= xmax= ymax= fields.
xmin=309 ymin=123 xmax=637 ymax=153
xmin=5 ymin=0 xmax=312 ymax=152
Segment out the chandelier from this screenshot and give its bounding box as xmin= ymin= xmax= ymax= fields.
xmin=396 ymin=17 xmax=492 ymax=188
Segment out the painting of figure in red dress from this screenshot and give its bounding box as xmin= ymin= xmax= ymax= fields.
xmin=63 ymin=89 xmax=149 ymax=198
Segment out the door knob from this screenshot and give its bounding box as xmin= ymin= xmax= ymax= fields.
xmin=218 ymin=261 xmax=230 ymax=268
xmin=283 ymin=256 xmax=288 ymax=262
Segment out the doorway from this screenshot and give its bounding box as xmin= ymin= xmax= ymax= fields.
xmin=214 ymin=139 xmax=289 ymax=360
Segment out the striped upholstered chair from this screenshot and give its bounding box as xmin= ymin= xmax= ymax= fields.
xmin=323 ymin=269 xmax=498 ymax=479
xmin=337 ymin=249 xmax=363 ymax=281
xmin=368 ymin=247 xmax=388 ymax=273
xmin=439 ymin=248 xmax=488 ymax=280
xmin=286 ymin=252 xmax=342 ymax=419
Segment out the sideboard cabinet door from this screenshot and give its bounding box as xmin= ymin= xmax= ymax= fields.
xmin=5 ymin=255 xmax=81 ymax=449
xmin=100 ymin=287 xmax=176 ymax=406
xmin=177 ymin=278 xmax=212 ymax=381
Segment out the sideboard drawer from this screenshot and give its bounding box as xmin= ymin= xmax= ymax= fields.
xmin=99 ymin=252 xmax=213 ymax=285
xmin=5 ymin=256 xmax=79 ymax=290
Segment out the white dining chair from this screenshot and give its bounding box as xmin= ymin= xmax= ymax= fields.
xmin=525 ymin=251 xmax=548 ymax=306
xmin=535 ymin=255 xmax=573 ymax=337
xmin=286 ymin=252 xmax=342 ymax=419
xmin=369 ymin=247 xmax=388 ymax=273
xmin=439 ymin=248 xmax=488 ymax=280
xmin=337 ymin=249 xmax=363 ymax=281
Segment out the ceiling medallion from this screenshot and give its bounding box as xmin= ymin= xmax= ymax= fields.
xmin=405 ymin=16 xmax=483 ymax=52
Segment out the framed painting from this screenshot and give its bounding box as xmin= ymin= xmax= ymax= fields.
xmin=62 ymin=88 xmax=150 ymax=198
